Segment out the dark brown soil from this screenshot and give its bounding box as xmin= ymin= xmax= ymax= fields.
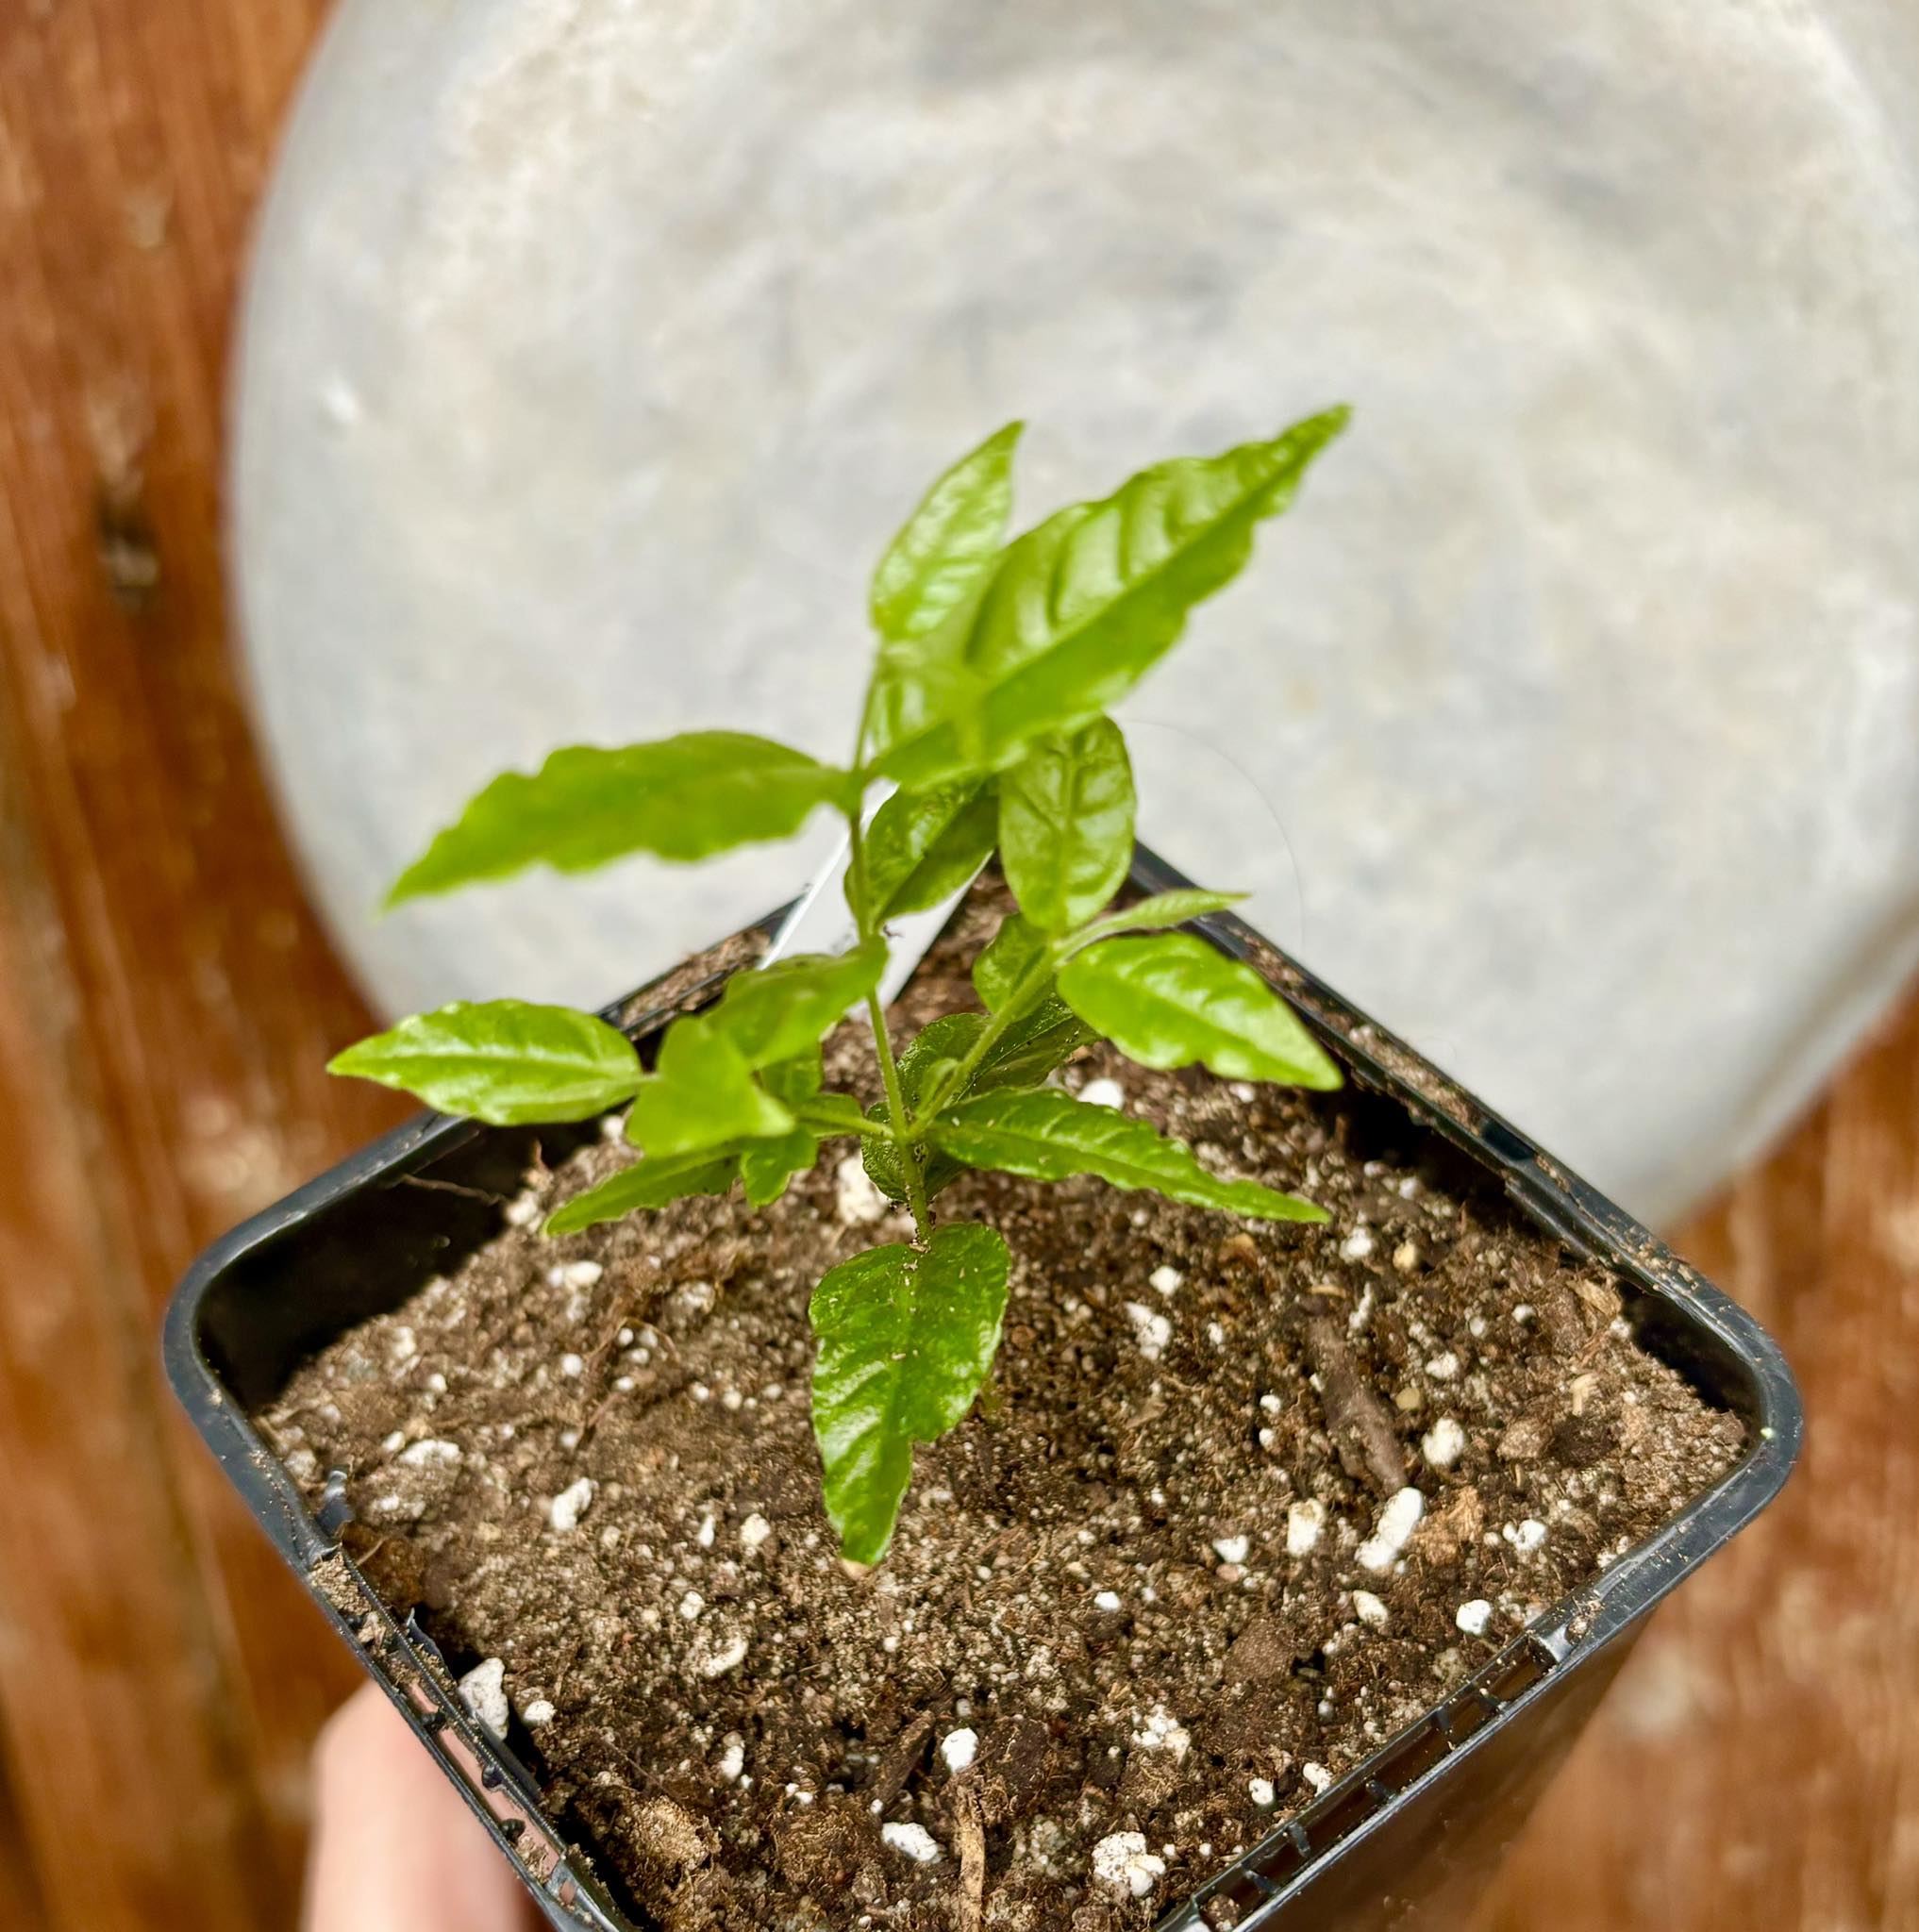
xmin=261 ymin=894 xmax=1744 ymax=1932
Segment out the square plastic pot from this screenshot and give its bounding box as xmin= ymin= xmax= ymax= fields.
xmin=165 ymin=848 xmax=1800 ymax=1932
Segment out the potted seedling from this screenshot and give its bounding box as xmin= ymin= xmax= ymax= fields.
xmin=170 ymin=413 xmax=1797 ymax=1932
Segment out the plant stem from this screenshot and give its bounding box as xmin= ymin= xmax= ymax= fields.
xmin=907 ymin=950 xmax=1058 ymax=1136
xmin=844 ymin=804 xmax=932 ymax=1240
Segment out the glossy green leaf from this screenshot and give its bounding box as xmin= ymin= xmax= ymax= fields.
xmin=709 ymin=943 xmax=885 ymax=1068
xmin=932 ymin=1088 xmax=1326 ymax=1222
xmin=998 ymin=718 xmax=1136 ymax=932
xmin=862 ymin=1013 xmax=982 ymax=1202
xmin=869 ymin=422 xmax=1023 ymax=643
xmin=625 ymin=1020 xmax=794 ymax=1157
xmin=544 ymin=1146 xmax=741 ymax=1235
xmin=865 ymin=408 xmax=1349 ymax=788
xmin=810 ymin=1224 xmax=1011 ymax=1562
xmin=387 ymin=735 xmax=852 ymax=905
xmin=1068 ymin=888 xmax=1246 ymax=948
xmin=1057 ymin=934 xmax=1342 ymax=1089
xmin=972 ymin=995 xmax=1098 ymax=1092
xmin=971 ymin=914 xmax=1051 ymax=1013
xmin=327 ymin=1001 xmax=642 ymax=1124
xmin=861 ymin=781 xmax=998 ymax=922
xmin=740 ymin=1128 xmax=821 ymax=1208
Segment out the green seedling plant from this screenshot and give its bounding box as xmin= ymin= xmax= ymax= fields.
xmin=332 ymin=409 xmax=1350 ymax=1563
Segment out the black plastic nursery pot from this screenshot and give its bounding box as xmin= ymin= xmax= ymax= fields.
xmin=165 ymin=847 xmax=1800 ymax=1932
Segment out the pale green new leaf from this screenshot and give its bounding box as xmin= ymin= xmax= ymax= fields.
xmin=327 ymin=1001 xmax=642 ymax=1124
xmin=387 ymin=735 xmax=852 ymax=905
xmin=865 ymin=408 xmax=1349 ymax=788
xmin=810 ymin=1224 xmax=1011 ymax=1562
xmin=860 ymin=781 xmax=998 ymax=922
xmin=709 ymin=942 xmax=886 ymax=1068
xmin=869 ymin=422 xmax=1023 ymax=643
xmin=1057 ymin=934 xmax=1342 ymax=1089
xmin=932 ymin=1088 xmax=1326 ymax=1222
xmin=998 ymin=718 xmax=1135 ymax=932
xmin=625 ymin=1019 xmax=794 ymax=1158
xmin=544 ymin=1146 xmax=741 ymax=1236
xmin=793 ymin=1091 xmax=877 ymax=1138
xmin=740 ymin=1128 xmax=821 ymax=1208
xmin=1067 ymin=888 xmax=1246 ymax=949
xmin=972 ymin=914 xmax=1050 ymax=1013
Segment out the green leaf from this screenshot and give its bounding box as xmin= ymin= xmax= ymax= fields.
xmin=625 ymin=1020 xmax=794 ymax=1157
xmin=740 ymin=1128 xmax=821 ymax=1208
xmin=972 ymin=995 xmax=1098 ymax=1092
xmin=327 ymin=1001 xmax=642 ymax=1124
xmin=763 ymin=1048 xmax=826 ymax=1108
xmin=1068 ymin=888 xmax=1246 ymax=948
xmin=544 ymin=1146 xmax=741 ymax=1235
xmin=998 ymin=718 xmax=1136 ymax=932
xmin=793 ymin=1091 xmax=877 ymax=1137
xmin=972 ymin=914 xmax=1051 ymax=1012
xmin=1057 ymin=934 xmax=1342 ymax=1089
xmin=709 ymin=943 xmax=886 ymax=1069
xmin=862 ymin=1013 xmax=983 ymax=1203
xmin=865 ymin=408 xmax=1349 ymax=788
xmin=932 ymin=1088 xmax=1327 ymax=1222
xmin=387 ymin=735 xmax=852 ymax=905
xmin=869 ymin=422 xmax=1023 ymax=643
xmin=861 ymin=781 xmax=999 ymax=922
xmin=810 ymin=1224 xmax=1011 ymax=1563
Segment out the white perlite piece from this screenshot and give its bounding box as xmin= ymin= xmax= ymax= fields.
xmin=835 ymin=1153 xmax=889 ymax=1225
xmin=1425 ymin=1351 xmax=1461 ymax=1380
xmin=380 ymin=1429 xmax=406 ymax=1454
xmin=1352 ymin=1590 xmax=1390 ymax=1628
xmin=1125 ymin=1302 xmax=1172 ymax=1361
xmin=1340 ymin=1226 xmax=1374 ymax=1260
xmin=1149 ymin=1264 xmax=1183 ymax=1296
xmin=1131 ymin=1707 xmax=1191 ymax=1760
xmin=559 ymin=1353 xmax=585 ymax=1378
xmin=1358 ymin=1487 xmax=1425 ymax=1573
xmin=716 ymin=1734 xmax=745 ymax=1782
xmin=459 ymin=1657 xmax=509 ymax=1737
xmin=521 ymin=1698 xmax=556 ymax=1726
xmin=1422 ymin=1416 xmax=1466 ymax=1469
xmin=882 ymin=1823 xmax=942 ymax=1865
xmin=1286 ymin=1499 xmax=1326 ymax=1557
xmin=1302 ymin=1762 xmax=1334 ymax=1795
xmin=1456 ymin=1599 xmax=1494 ymax=1637
xmin=678 ymin=1590 xmax=705 ymax=1622
xmin=740 ymin=1512 xmax=773 ymax=1553
xmin=1093 ymin=1832 xmax=1166 ymax=1899
xmin=549 ymin=1476 xmax=595 ymax=1532
xmin=1079 ymin=1077 xmax=1126 ymax=1108
xmin=1248 ymin=1777 xmax=1277 ymax=1808
xmin=1210 ymin=1534 xmax=1250 ymax=1566
xmin=698 ymin=1632 xmax=750 ymax=1678
xmin=1506 ymin=1518 xmax=1548 ymax=1554
xmin=1093 ymin=1590 xmax=1123 ymax=1613
xmin=941 ymin=1727 xmax=978 ymax=1774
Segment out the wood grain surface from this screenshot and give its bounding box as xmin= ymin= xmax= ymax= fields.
xmin=0 ymin=6 xmax=1913 ymax=1930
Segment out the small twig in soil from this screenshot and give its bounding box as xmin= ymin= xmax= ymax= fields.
xmin=866 ymin=1711 xmax=936 ymax=1808
xmin=952 ymin=1782 xmax=987 ymax=1932
xmin=1298 ymin=1302 xmax=1407 ymax=1494
xmin=397 ymin=1174 xmax=505 ymax=1203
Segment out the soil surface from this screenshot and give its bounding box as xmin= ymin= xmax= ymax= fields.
xmin=263 ymin=893 xmax=1744 ymax=1932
